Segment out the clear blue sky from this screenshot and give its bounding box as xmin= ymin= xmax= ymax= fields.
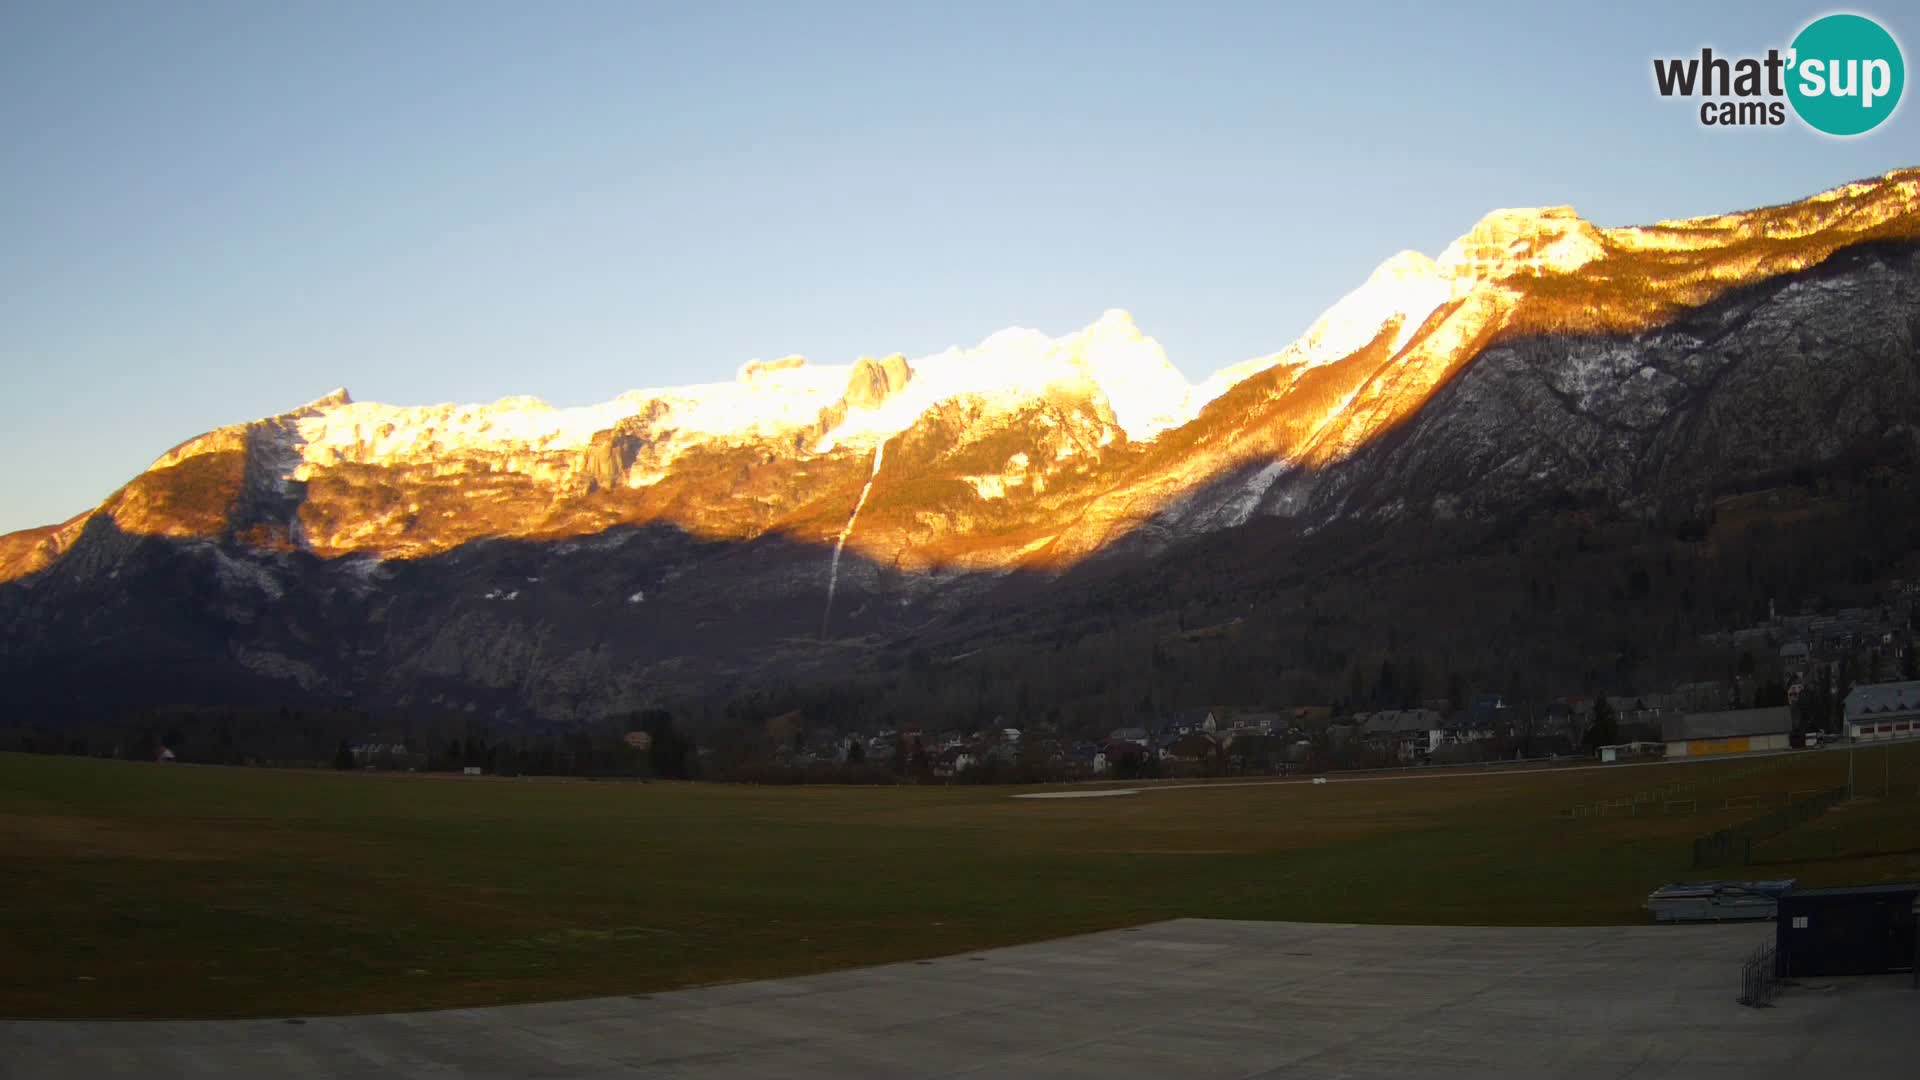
xmin=1 ymin=1 xmax=1913 ymax=533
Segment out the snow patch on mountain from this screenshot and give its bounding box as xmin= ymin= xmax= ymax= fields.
xmin=272 ymin=310 xmax=1201 ymax=480
xmin=1183 ymin=207 xmax=1611 ymax=414
xmin=1220 ymin=460 xmax=1290 ymax=528
xmin=292 ymin=367 xmax=847 ymax=471
xmin=1191 ymin=250 xmax=1452 ymax=411
xmin=219 ymin=202 xmax=1624 ymax=483
xmin=960 ymin=452 xmax=1046 ymax=501
xmin=1437 ymin=206 xmax=1605 ymax=280
xmin=821 ymin=308 xmax=1190 ymax=449
xmin=208 ymin=545 xmax=284 ymax=599
xmin=82 ymin=166 xmax=1918 ymax=565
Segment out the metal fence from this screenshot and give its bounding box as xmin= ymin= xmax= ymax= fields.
xmin=1690 ymin=785 xmax=1848 ymax=868
xmin=1562 ymin=751 xmax=1799 ymax=818
xmin=1565 ymin=791 xmax=1804 ymax=819
xmin=1738 ymin=942 xmax=1778 ymax=1007
xmin=1693 ymin=831 xmax=1753 ymax=867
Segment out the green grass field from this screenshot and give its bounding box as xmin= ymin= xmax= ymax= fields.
xmin=3 ymin=747 xmax=1917 ymax=1019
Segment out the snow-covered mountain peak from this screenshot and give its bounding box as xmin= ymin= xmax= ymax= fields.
xmin=819 ymin=309 xmax=1188 ymax=449
xmin=1048 ymin=309 xmax=1191 ymax=439
xmin=1083 ymin=307 xmax=1147 ymax=338
xmin=1182 ymin=211 xmax=1615 ymax=415
xmin=293 ymin=392 xmax=660 ymax=467
xmin=305 ymin=387 xmax=353 ymax=410
xmin=1188 ymin=247 xmax=1454 ymax=412
xmin=1437 ymin=205 xmax=1605 ymax=279
xmin=1180 ymin=208 xmax=1611 ymax=414
xmin=1367 ymin=250 xmax=1441 ymax=284
xmin=139 ymin=196 xmax=1718 ymax=483
xmin=97 ymin=170 xmax=1920 ymax=541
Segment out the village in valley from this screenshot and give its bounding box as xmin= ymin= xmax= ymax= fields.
xmin=36 ymin=577 xmax=1919 ymax=785
xmin=726 ymin=580 xmax=1920 ymax=786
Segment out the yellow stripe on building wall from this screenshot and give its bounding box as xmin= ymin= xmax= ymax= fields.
xmin=1687 ymin=736 xmax=1751 ymax=757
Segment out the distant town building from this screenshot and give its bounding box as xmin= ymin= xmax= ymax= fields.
xmin=1234 ymin=711 xmax=1284 ymax=735
xmin=1166 ymin=732 xmax=1218 ymax=763
xmin=1597 ymin=741 xmax=1663 ymax=764
xmin=1673 ymin=681 xmax=1732 ymax=714
xmin=1662 ymin=707 xmax=1792 ymax=757
xmin=1361 ymin=709 xmax=1447 ymax=759
xmin=1466 ymin=694 xmax=1509 ymax=734
xmin=1165 ymin=709 xmax=1215 ymax=735
xmin=1843 ymin=680 xmax=1920 ymax=742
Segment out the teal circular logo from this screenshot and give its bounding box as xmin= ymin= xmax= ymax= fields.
xmin=1787 ymin=14 xmax=1905 ymax=136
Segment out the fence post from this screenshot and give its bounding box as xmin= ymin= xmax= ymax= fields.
xmin=1739 ymin=943 xmax=1778 ymax=1007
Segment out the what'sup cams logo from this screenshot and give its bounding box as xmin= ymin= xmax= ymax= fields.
xmin=1653 ymin=12 xmax=1905 ymax=135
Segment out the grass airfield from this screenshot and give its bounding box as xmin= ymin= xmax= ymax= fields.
xmin=2 ymin=746 xmax=1916 ymax=1018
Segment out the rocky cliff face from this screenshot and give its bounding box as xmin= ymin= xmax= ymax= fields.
xmin=1276 ymin=241 xmax=1920 ymax=525
xmin=3 ymin=170 xmax=1918 ymax=723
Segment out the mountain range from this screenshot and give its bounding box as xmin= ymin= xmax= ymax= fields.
xmin=4 ymin=169 xmax=1919 ymax=730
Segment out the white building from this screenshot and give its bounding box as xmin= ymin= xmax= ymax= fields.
xmin=1843 ymin=680 xmax=1920 ymax=742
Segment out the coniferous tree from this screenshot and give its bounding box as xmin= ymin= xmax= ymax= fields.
xmin=1583 ymin=697 xmax=1618 ymax=752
